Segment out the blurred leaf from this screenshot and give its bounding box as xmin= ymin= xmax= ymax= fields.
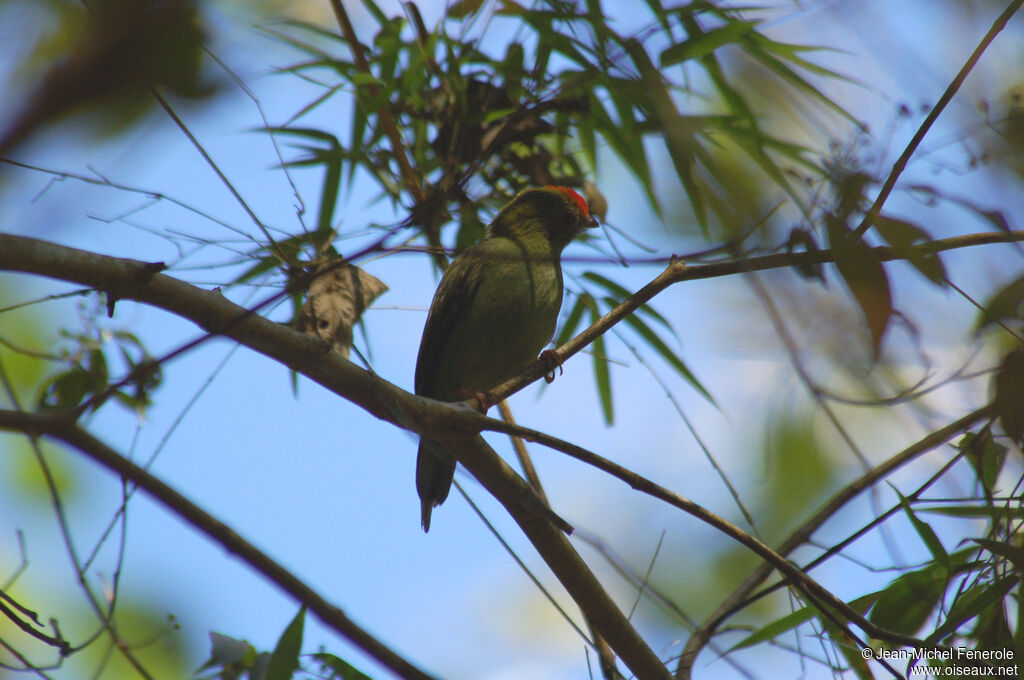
xmin=37 ymin=347 xmax=109 ymax=412
xmin=869 ymin=562 xmax=947 ymax=636
xmin=265 ymin=606 xmax=306 ymax=680
xmin=623 ymin=38 xmax=701 ymax=225
xmin=447 ymin=0 xmax=486 ymax=19
xmin=741 ymin=32 xmax=859 ymax=126
xmin=728 ymin=604 xmax=816 ymax=651
xmin=620 ymin=307 xmax=714 ymax=405
xmin=580 ymin=294 xmax=613 ymax=424
xmin=731 ymin=591 xmax=878 ymax=655
xmin=928 ymin=575 xmax=1018 ymax=644
xmin=311 ymin=652 xmax=374 ymax=680
xmin=827 ymin=217 xmax=893 ymax=358
xmin=974 ymin=539 xmax=1024 ymax=573
xmin=660 ymin=20 xmax=758 ymax=66
xmin=872 ymin=214 xmax=947 ymax=286
xmin=921 ymin=505 xmax=1024 ymax=520
xmin=993 ymin=350 xmax=1024 ymax=445
xmin=1 ymin=0 xmax=210 ymax=155
xmin=959 ymin=427 xmax=1008 ymax=499
xmin=974 ymin=274 xmax=1024 ymax=335
xmin=8 ymin=439 xmax=77 ymax=506
xmin=197 ymin=632 xmax=255 ymax=673
xmin=554 ymin=292 xmax=589 ymax=347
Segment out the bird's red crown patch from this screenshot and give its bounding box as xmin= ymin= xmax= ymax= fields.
xmin=546 ymin=185 xmax=589 ymax=217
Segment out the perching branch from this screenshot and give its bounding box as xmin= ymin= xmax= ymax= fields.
xmin=0 ymin=234 xmax=669 ymax=679
xmin=490 ymin=229 xmax=1024 ymax=403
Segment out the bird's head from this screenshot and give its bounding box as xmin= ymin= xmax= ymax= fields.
xmin=488 ymin=186 xmax=599 ymax=251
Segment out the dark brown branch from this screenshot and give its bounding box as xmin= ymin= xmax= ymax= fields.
xmin=0 ymin=234 xmax=668 ymax=679
xmin=0 ymin=409 xmax=435 ymax=680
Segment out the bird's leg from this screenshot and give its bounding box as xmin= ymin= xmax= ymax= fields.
xmin=539 ymin=349 xmax=563 ymax=383
xmin=458 ymin=388 xmax=493 ymax=413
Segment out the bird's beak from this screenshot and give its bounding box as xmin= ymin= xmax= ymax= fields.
xmin=585 ymin=216 xmax=599 ymax=229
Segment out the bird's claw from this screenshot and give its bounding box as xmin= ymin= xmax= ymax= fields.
xmin=540 ymin=349 xmax=563 ymax=384
xmin=458 ymin=388 xmax=492 ymax=413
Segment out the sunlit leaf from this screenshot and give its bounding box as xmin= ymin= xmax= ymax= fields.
xmin=660 ymin=20 xmax=758 ymax=66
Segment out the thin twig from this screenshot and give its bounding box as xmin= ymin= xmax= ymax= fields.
xmin=852 ymin=0 xmax=1024 ymax=240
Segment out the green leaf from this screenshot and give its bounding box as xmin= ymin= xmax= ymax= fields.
xmin=732 ymin=591 xmax=879 ymax=654
xmin=265 ymin=606 xmax=306 ymax=680
xmin=622 ymin=38 xmax=698 ymax=224
xmin=975 ymin=538 xmax=1024 ymax=573
xmin=620 ymin=309 xmax=715 ymax=405
xmin=360 ymin=0 xmax=388 ymax=25
xmin=660 ymin=20 xmax=758 ymax=66
xmin=554 ymin=292 xmax=589 ymax=347
xmin=592 ymin=331 xmax=613 ymax=424
xmin=581 ymin=295 xmax=613 ymax=424
xmin=892 ymin=486 xmax=949 ymax=570
xmin=311 ymin=652 xmax=374 ymax=680
xmin=929 ymin=575 xmax=1018 ymax=643
xmin=447 ymin=0 xmax=485 ymax=19
xmin=582 ymin=272 xmax=671 ymax=328
xmin=728 ymin=604 xmax=816 ymax=651
xmin=920 ymin=505 xmax=1024 ymax=520
xmin=974 ymin=274 xmax=1024 ymax=335
xmin=869 ymin=562 xmax=946 ymax=636
xmin=317 ymin=144 xmax=342 ymax=241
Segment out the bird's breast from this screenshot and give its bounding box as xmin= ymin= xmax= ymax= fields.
xmin=444 ymin=256 xmax=562 ymax=396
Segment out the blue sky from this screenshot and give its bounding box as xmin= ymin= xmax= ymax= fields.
xmin=1 ymin=1 xmax=1022 ymax=678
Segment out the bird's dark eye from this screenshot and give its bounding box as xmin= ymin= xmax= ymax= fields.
xmin=560 ymin=210 xmax=575 ymax=226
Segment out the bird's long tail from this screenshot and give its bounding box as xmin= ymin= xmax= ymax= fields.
xmin=416 ymin=439 xmax=456 ymax=532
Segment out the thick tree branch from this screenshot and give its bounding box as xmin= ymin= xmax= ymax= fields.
xmin=0 ymin=229 xmax=1018 ymax=676
xmin=0 ymin=234 xmax=667 ymax=678
xmin=0 ymin=409 xmax=434 ymax=680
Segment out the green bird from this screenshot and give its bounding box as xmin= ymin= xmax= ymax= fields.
xmin=414 ymin=186 xmax=598 ymax=531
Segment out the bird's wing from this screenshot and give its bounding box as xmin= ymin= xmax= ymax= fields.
xmin=414 ymin=247 xmax=487 ymax=396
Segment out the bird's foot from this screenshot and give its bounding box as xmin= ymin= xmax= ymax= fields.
xmin=539 ymin=349 xmax=563 ymax=384
xmin=458 ymin=388 xmax=493 ymax=413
